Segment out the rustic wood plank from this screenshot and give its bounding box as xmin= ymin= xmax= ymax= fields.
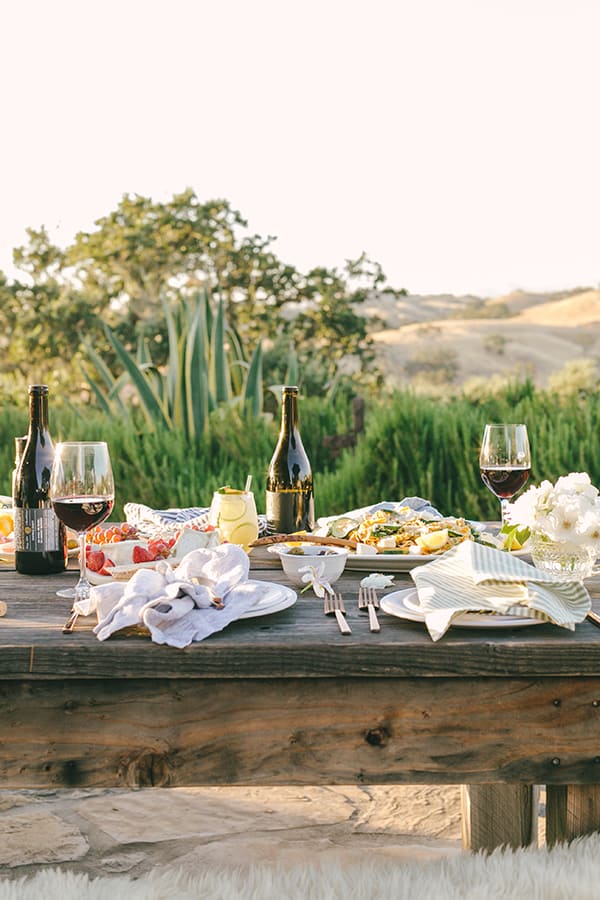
xmin=546 ymin=784 xmax=600 ymax=845
xmin=2 ymin=564 xmax=600 ymax=848
xmin=2 ymin=566 xmax=600 ymax=679
xmin=3 ymin=676 xmax=600 ymax=789
xmin=461 ymin=784 xmax=538 ymax=851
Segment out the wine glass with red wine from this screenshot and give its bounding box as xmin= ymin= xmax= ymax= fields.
xmin=479 ymin=424 xmax=531 ymax=525
xmin=50 ymin=442 xmax=115 ymax=610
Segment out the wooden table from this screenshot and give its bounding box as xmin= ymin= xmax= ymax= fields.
xmin=2 ymin=558 xmax=600 ymax=852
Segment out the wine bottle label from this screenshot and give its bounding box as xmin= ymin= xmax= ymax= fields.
xmin=266 ymin=489 xmax=315 ymax=535
xmin=14 ymin=508 xmax=63 ymax=552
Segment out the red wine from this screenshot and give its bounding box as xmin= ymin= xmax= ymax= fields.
xmin=480 ymin=466 xmax=531 ymax=499
xmin=52 ymin=496 xmax=114 ymax=532
xmin=266 ymin=386 xmax=315 ymax=534
xmin=14 ymin=385 xmax=67 ymax=575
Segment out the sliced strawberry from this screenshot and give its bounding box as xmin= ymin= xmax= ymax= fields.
xmin=132 ymin=545 xmax=155 ymax=564
xmin=147 ymin=538 xmax=172 ymax=559
xmin=86 ymin=550 xmax=105 ymax=572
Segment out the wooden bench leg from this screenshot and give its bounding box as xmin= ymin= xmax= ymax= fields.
xmin=546 ymin=784 xmax=600 ymax=846
xmin=461 ymin=784 xmax=539 ymax=852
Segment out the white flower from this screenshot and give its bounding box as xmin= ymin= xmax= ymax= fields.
xmin=298 ymin=562 xmax=334 ymax=598
xmin=555 ymin=472 xmax=598 ymax=499
xmin=580 ymin=511 xmax=600 ymax=542
xmin=360 ymin=573 xmax=395 ymax=589
xmin=505 ymin=471 xmax=600 ymax=550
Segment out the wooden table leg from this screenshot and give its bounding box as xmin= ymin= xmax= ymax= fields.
xmin=546 ymin=784 xmax=600 ymax=846
xmin=461 ymin=784 xmax=539 ymax=852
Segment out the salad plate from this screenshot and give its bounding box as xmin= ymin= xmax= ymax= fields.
xmin=345 ymin=551 xmax=439 ymax=572
xmin=380 ymin=588 xmax=543 ymax=629
xmin=345 ymin=545 xmax=531 ymax=572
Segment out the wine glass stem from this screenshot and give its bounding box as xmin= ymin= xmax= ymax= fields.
xmin=75 ymin=531 xmax=90 ymax=601
xmin=500 ymin=499 xmax=509 ymax=527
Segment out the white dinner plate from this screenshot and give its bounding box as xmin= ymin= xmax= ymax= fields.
xmin=0 ymin=545 xmax=79 ymax=564
xmin=240 ymin=581 xmax=297 ymax=619
xmin=344 ymin=546 xmax=531 ymax=573
xmin=380 ymin=588 xmax=543 ymax=629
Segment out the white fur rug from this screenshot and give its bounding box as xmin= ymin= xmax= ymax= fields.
xmin=0 ymin=834 xmax=600 ymax=900
xmin=1 ymin=836 xmax=600 ymax=900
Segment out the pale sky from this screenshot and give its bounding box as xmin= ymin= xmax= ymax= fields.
xmin=1 ymin=0 xmax=598 ymax=297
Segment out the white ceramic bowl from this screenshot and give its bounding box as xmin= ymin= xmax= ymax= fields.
xmin=268 ymin=543 xmax=349 ymax=585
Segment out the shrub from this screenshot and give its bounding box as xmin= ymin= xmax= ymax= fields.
xmin=404 ymin=348 xmax=459 ymax=384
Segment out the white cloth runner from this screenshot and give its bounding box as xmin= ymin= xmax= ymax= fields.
xmin=75 ymin=544 xmax=265 ymax=649
xmin=410 ymin=541 xmax=591 ymax=641
xmin=124 ymin=502 xmax=269 ymax=537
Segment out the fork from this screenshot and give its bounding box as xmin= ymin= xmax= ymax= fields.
xmin=324 ymin=592 xmax=352 ymax=634
xmin=62 ymin=608 xmax=79 ymax=634
xmin=358 ymin=587 xmax=381 ymax=632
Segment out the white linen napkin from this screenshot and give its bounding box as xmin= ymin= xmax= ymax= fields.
xmin=410 ymin=540 xmax=591 ymax=641
xmin=83 ymin=544 xmax=265 ymax=648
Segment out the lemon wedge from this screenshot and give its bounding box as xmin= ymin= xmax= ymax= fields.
xmin=416 ymin=528 xmax=448 ymax=552
xmin=0 ymin=512 xmax=14 ymax=538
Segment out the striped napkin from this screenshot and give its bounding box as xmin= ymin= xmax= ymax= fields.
xmin=410 ymin=541 xmax=591 ymax=641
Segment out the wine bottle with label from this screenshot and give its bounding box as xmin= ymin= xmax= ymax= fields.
xmin=266 ymin=386 xmax=315 ymax=535
xmin=14 ymin=385 xmax=67 ymax=575
xmin=11 ymin=435 xmax=27 ymax=504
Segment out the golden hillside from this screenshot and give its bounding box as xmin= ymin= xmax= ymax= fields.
xmin=366 ymin=288 xmax=600 ymax=388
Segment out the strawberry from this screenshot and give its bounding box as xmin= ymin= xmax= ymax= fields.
xmin=147 ymin=538 xmax=171 ymax=559
xmin=132 ymin=545 xmax=155 ymax=564
xmin=86 ymin=550 xmax=105 ymax=572
xmin=98 ymin=558 xmax=115 ymax=577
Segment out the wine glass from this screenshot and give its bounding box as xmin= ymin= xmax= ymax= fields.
xmin=50 ymin=442 xmax=115 ymax=617
xmin=479 ymin=424 xmax=531 ymax=526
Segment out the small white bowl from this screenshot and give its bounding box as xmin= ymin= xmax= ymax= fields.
xmin=268 ymin=543 xmax=349 ymax=585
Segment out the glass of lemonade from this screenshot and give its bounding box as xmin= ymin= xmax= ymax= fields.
xmin=208 ymin=487 xmax=259 ymax=551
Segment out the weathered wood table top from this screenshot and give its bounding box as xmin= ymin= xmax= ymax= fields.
xmin=2 ymin=560 xmax=600 ymax=680
xmin=2 ymin=557 xmax=600 ymax=850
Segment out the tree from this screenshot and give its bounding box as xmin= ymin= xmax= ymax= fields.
xmin=4 ymin=190 xmax=406 ymax=392
xmin=0 ymin=228 xmax=104 ymax=384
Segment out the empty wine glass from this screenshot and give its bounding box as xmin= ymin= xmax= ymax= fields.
xmin=50 ymin=442 xmax=115 ymax=619
xmin=479 ymin=424 xmax=531 ymax=525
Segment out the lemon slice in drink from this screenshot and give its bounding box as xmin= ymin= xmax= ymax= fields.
xmin=329 ymin=517 xmax=360 ymax=539
xmin=416 ymin=528 xmax=448 ymax=552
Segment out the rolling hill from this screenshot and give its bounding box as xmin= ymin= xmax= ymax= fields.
xmin=365 ymin=288 xmax=600 ymax=388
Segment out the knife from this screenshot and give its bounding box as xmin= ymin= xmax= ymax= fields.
xmin=586 ymin=611 xmax=600 ymax=628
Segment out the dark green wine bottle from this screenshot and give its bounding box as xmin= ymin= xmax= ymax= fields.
xmin=14 ymin=385 xmax=67 ymax=575
xmin=266 ymin=386 xmax=315 ymax=535
xmin=11 ymin=435 xmax=27 ymax=503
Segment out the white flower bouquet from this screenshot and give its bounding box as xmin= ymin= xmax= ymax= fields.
xmin=504 ymin=472 xmax=600 ymax=551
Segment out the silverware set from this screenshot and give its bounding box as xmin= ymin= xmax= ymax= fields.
xmin=63 ymin=608 xmax=79 ymax=634
xmin=324 ymin=592 xmax=352 ymax=634
xmin=586 ymin=610 xmax=600 ymax=628
xmin=324 ymin=588 xmax=382 ymax=634
xmin=358 ymin=586 xmax=380 ymax=632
